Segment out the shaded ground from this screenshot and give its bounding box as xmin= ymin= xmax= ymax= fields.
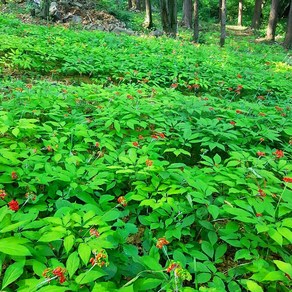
xmin=0 ymin=1 xmax=127 ymax=31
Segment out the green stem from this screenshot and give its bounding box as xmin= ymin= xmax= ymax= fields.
xmin=275 ymin=184 xmax=287 ymax=218
xmin=122 ymin=269 xmax=167 ymax=288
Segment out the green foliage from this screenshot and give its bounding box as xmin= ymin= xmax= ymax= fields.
xmin=0 ymin=14 xmax=291 ymax=292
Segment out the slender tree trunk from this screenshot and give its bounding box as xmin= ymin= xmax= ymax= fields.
xmin=144 ymin=0 xmax=153 ymax=29
xmin=131 ymin=0 xmax=136 ymax=9
xmin=193 ymin=0 xmax=199 ymax=42
xmin=251 ymin=0 xmax=263 ymax=29
xmin=238 ymin=0 xmax=243 ymax=26
xmin=220 ymin=0 xmax=226 ymax=47
xmin=219 ymin=0 xmax=222 ymax=22
xmin=128 ymin=0 xmax=132 ymax=10
xmin=182 ymin=0 xmax=192 ymax=29
xmin=160 ymin=0 xmax=177 ymax=37
xmin=283 ymin=0 xmax=292 ymax=49
xmin=40 ymin=0 xmax=50 ymax=19
xmin=266 ymin=0 xmax=279 ymax=41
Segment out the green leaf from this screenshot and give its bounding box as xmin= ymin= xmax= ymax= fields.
xmin=37 ymin=286 xmax=68 ymax=292
xmin=102 ymin=210 xmax=120 ymax=222
xmin=173 ymin=250 xmax=186 ymax=266
xmin=255 ymin=223 xmax=269 ymax=234
xmin=234 ymin=249 xmax=252 ymax=261
xmin=191 ymin=250 xmax=209 ymax=261
xmin=128 ymin=148 xmax=137 ymax=164
xmin=141 ymin=255 xmax=162 ymax=271
xmin=180 ymin=215 xmax=195 ymax=228
xmin=244 ymin=280 xmax=263 ymax=292
xmin=134 ymin=278 xmax=163 ymax=291
xmin=213 ymin=154 xmax=221 ymax=165
xmin=114 ymin=120 xmax=121 ymax=132
xmin=208 ymin=231 xmax=218 ymax=246
xmin=75 ymin=270 xmax=106 ymax=284
xmin=196 ymin=272 xmax=211 ymax=284
xmin=12 ymin=127 xmax=20 ymax=137
xmin=208 ymin=205 xmax=220 ymax=220
xmin=228 ymin=281 xmax=241 ymax=292
xmin=268 ymin=228 xmax=283 ymax=246
xmin=215 ymin=244 xmax=227 ymax=261
xmin=0 ymin=220 xmax=30 ymax=233
xmin=0 ymin=238 xmax=31 ymax=256
xmin=262 ymin=271 xmax=288 ymax=281
xmin=201 ymin=241 xmax=214 ymax=258
xmin=64 ymin=235 xmax=75 ymax=254
xmin=274 ymin=260 xmax=292 ymax=277
xmin=2 ymin=261 xmax=24 ymax=289
xmin=277 ymin=227 xmax=292 ymax=243
xmin=38 ymin=232 xmax=65 ymax=242
xmin=32 ymin=260 xmax=47 ymax=277
xmin=66 ymin=251 xmax=80 ymax=278
xmin=78 ymin=243 xmax=91 ymax=265
xmin=54 ymin=153 xmax=62 ymax=163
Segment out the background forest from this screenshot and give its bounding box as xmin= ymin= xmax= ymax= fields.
xmin=0 ymin=0 xmax=291 ymax=292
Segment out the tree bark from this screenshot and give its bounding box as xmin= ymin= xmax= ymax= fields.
xmin=128 ymin=0 xmax=132 ymax=10
xmin=220 ymin=0 xmax=226 ymax=47
xmin=182 ymin=0 xmax=192 ymax=29
xmin=266 ymin=0 xmax=279 ymax=41
xmin=283 ymin=0 xmax=292 ymax=49
xmin=193 ymin=0 xmax=199 ymax=42
xmin=40 ymin=0 xmax=50 ymax=19
xmin=238 ymin=0 xmax=243 ymax=26
xmin=251 ymin=0 xmax=263 ymax=29
xmin=144 ymin=0 xmax=153 ymax=29
xmin=219 ymin=0 xmax=222 ymax=22
xmin=160 ymin=0 xmax=177 ymax=37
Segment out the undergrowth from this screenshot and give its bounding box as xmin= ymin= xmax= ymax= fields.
xmin=0 ymin=14 xmax=291 ymax=292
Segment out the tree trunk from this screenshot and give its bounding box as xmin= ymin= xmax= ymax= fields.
xmin=144 ymin=0 xmax=153 ymax=29
xmin=160 ymin=0 xmax=177 ymax=37
xmin=193 ymin=0 xmax=199 ymax=42
xmin=219 ymin=0 xmax=222 ymax=22
xmin=182 ymin=0 xmax=192 ymax=29
xmin=251 ymin=0 xmax=263 ymax=29
xmin=266 ymin=0 xmax=279 ymax=41
xmin=220 ymin=0 xmax=226 ymax=47
xmin=128 ymin=0 xmax=132 ymax=10
xmin=283 ymin=0 xmax=292 ymax=49
xmin=238 ymin=0 xmax=243 ymax=26
xmin=40 ymin=0 xmax=50 ymax=19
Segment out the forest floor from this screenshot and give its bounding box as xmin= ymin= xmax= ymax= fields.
xmin=0 ymin=4 xmax=291 ymax=292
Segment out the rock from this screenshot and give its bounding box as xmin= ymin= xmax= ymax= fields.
xmin=71 ymin=15 xmax=82 ymax=24
xmin=49 ymin=2 xmax=57 ymax=15
xmin=150 ymin=30 xmax=163 ymax=37
xmin=71 ymin=1 xmax=83 ymax=8
xmin=112 ymin=27 xmax=134 ymax=36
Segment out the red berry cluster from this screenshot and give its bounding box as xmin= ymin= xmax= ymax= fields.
xmin=117 ymin=196 xmax=127 ymax=207
xmin=89 ymin=249 xmax=109 ymax=267
xmin=8 ymin=200 xmax=19 ymax=211
xmin=156 ymin=237 xmax=169 ymax=249
xmin=43 ymin=267 xmax=67 ymax=284
xmin=273 ymin=149 xmax=284 ymax=159
xmin=146 ymin=159 xmax=153 ymax=167
xmin=89 ymin=228 xmax=100 ymax=238
xmin=165 ymin=261 xmax=192 ymax=281
xmin=52 ymin=267 xmax=67 ymax=283
xmin=0 ymin=189 xmax=7 ymax=200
